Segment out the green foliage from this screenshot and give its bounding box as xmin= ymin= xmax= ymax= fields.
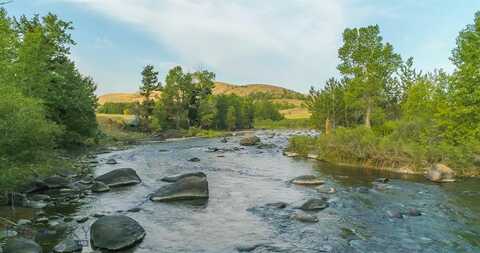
xmin=226 ymin=106 xmax=237 ymax=130
xmin=0 ymin=86 xmax=62 ymax=161
xmin=98 ymin=102 xmax=136 ymax=115
xmin=287 ymin=136 xmax=318 ymax=156
xmin=139 ymin=64 xmax=160 ymax=121
xmin=254 ymin=118 xmax=311 ymax=129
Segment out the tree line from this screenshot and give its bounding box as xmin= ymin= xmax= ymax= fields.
xmin=303 ymin=13 xmax=480 ymax=168
xmin=134 ymin=65 xmax=284 ymax=131
xmin=0 ymin=9 xmax=97 ymax=162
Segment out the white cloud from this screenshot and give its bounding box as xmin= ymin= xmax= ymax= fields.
xmin=65 ymin=0 xmax=348 ymax=91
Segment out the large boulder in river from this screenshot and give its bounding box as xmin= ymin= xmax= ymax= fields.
xmin=300 ymin=198 xmax=329 ymax=211
xmin=91 ymin=181 xmax=110 ymax=193
xmin=291 ymin=175 xmax=325 ymax=186
xmin=240 ymin=135 xmax=261 ymax=146
xmin=53 ymin=237 xmax=82 ymax=253
xmin=90 ymin=215 xmax=145 ymax=251
xmin=151 ymin=174 xmax=209 ymax=202
xmin=425 ymin=163 xmax=455 ymax=182
xmin=95 ymin=168 xmax=141 ymax=187
xmin=4 ymin=238 xmax=42 ymax=253
xmin=161 ymin=172 xmax=206 ymax=183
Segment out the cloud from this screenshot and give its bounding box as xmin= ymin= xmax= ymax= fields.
xmin=64 ymin=0 xmax=348 ymax=91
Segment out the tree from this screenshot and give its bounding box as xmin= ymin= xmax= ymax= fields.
xmin=226 ymin=106 xmax=237 ymax=131
xmin=448 ymin=11 xmax=480 ymax=143
xmin=338 ymin=25 xmax=402 ymax=128
xmin=140 ymin=64 xmax=160 ymax=122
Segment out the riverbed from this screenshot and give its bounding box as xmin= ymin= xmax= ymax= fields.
xmin=1 ymin=130 xmax=479 ymax=252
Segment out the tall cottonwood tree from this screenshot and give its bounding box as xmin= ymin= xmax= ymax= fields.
xmin=338 ymin=25 xmax=402 ymax=128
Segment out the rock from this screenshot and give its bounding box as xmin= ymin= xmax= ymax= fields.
xmin=283 ymin=151 xmax=299 ymax=157
xmin=387 ymin=210 xmax=403 ymax=219
xmin=36 ymin=217 xmax=49 ymax=223
xmin=290 ymin=211 xmax=319 ymax=223
xmin=30 ymin=194 xmax=51 ymax=202
xmin=240 ymin=135 xmax=261 ymax=146
xmin=90 ymin=215 xmax=145 ymax=251
xmin=300 ymin=198 xmax=329 ymax=211
xmin=151 ymin=175 xmax=209 ymax=202
xmin=19 ymin=180 xmax=48 ymax=194
xmin=316 ymin=186 xmax=336 ymax=194
xmin=27 ymin=201 xmax=47 ymax=209
xmin=16 ymin=219 xmax=32 ymax=226
xmin=405 ymin=208 xmax=422 ymax=217
xmin=265 ymin=202 xmax=287 ymax=209
xmin=57 ymin=171 xmax=77 ymax=179
xmin=220 ymin=137 xmax=228 ymax=143
xmin=95 ymin=168 xmax=141 ymax=187
xmin=105 ymin=158 xmax=118 ymax=165
xmin=3 ymin=238 xmax=42 ymax=253
xmin=127 ymin=207 xmax=142 ymax=213
xmin=161 ymin=172 xmax=207 ymax=183
xmin=291 ymin=175 xmax=325 ymax=186
xmin=356 ymin=187 xmax=370 ymax=193
xmin=307 ymin=154 xmax=318 ymax=159
xmin=188 ymin=157 xmax=201 ymax=162
xmin=375 ymin=178 xmax=390 ymax=183
xmin=75 ymin=216 xmax=89 ymax=223
xmin=425 ymin=163 xmax=455 ymax=182
xmin=53 ymin=237 xmax=82 ymax=253
xmin=256 ymin=143 xmax=276 ymax=149
xmin=43 ymin=175 xmax=70 ymax=189
xmin=91 ymin=181 xmax=110 ymax=193
xmin=0 ymin=230 xmax=17 ymax=240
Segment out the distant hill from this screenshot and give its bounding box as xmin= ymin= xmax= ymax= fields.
xmin=98 ymin=81 xmax=303 ymax=105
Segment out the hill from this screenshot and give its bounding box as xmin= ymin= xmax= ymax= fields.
xmin=98 ymin=82 xmax=302 ymax=105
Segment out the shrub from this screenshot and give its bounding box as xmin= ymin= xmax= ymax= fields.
xmin=0 ymin=87 xmax=62 ymax=161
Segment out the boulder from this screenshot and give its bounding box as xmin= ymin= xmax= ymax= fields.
xmin=53 ymin=237 xmax=82 ymax=253
xmin=240 ymin=135 xmax=261 ymax=146
xmin=151 ymin=175 xmax=209 ymax=202
xmin=95 ymin=168 xmax=141 ymax=187
xmin=43 ymin=176 xmax=70 ymax=189
xmin=300 ymin=198 xmax=329 ymax=211
xmin=161 ymin=172 xmax=206 ymax=183
xmin=91 ymin=181 xmax=110 ymax=193
xmin=375 ymin=178 xmax=390 ymax=183
xmin=265 ymin=202 xmax=287 ymax=209
xmin=90 ymin=215 xmax=145 ymax=251
xmin=290 ymin=211 xmax=319 ymax=223
xmin=291 ymin=175 xmax=325 ymax=186
xmin=307 ymin=154 xmax=318 ymax=159
xmin=3 ymin=238 xmax=42 ymax=253
xmin=386 ymin=210 xmax=403 ymax=219
xmin=256 ymin=143 xmax=276 ymax=149
xmin=283 ymin=151 xmax=299 ymax=157
xmin=19 ymin=180 xmax=48 ymax=194
xmin=316 ymin=186 xmax=336 ymax=194
xmin=425 ymin=163 xmax=455 ymax=182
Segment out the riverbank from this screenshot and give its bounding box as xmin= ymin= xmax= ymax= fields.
xmin=286 ymin=128 xmax=480 ymax=178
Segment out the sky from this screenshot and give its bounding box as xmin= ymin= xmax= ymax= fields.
xmin=4 ymin=0 xmax=480 ymax=95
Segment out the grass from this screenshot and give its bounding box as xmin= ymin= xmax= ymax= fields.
xmin=254 ymin=118 xmax=312 ymax=129
xmin=280 ymin=107 xmax=311 ymax=119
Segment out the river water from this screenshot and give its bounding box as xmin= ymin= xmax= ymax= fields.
xmin=1 ymin=130 xmax=479 ymax=252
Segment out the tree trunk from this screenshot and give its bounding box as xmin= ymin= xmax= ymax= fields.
xmin=325 ymin=117 xmax=332 ymax=135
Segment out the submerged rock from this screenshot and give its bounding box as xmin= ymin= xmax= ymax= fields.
xmin=53 ymin=237 xmax=82 ymax=253
xmin=405 ymin=208 xmax=422 ymax=217
xmin=161 ymin=172 xmax=206 ymax=183
xmin=188 ymin=157 xmax=201 ymax=162
xmin=375 ymin=178 xmax=390 ymax=183
xmin=105 ymin=158 xmax=118 ymax=165
xmin=90 ymin=215 xmax=145 ymax=251
xmin=316 ymin=186 xmax=336 ymax=194
xmin=291 ymin=175 xmax=325 ymax=186
xmin=95 ymin=168 xmax=141 ymax=187
xmin=290 ymin=210 xmax=319 ymax=223
xmin=43 ymin=175 xmax=70 ymax=189
xmin=3 ymin=238 xmax=42 ymax=253
xmin=300 ymin=198 xmax=329 ymax=211
xmin=387 ymin=210 xmax=403 ymax=219
xmin=240 ymin=135 xmax=261 ymax=146
xmin=425 ymin=163 xmax=455 ymax=183
xmin=151 ymin=175 xmax=209 ymax=202
xmin=265 ymin=202 xmax=288 ymax=209
xmin=91 ymin=181 xmax=110 ymax=193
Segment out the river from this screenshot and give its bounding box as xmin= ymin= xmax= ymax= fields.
xmin=1 ymin=130 xmax=479 ymax=252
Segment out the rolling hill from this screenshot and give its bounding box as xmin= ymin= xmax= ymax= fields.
xmin=98 ymin=82 xmax=302 ymax=105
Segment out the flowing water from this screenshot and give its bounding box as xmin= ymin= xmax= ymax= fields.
xmin=1 ymin=130 xmax=479 ymax=252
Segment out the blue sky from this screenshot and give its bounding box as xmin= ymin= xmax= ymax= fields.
xmin=4 ymin=0 xmax=480 ymax=94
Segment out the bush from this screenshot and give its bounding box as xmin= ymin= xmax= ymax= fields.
xmin=287 ymin=136 xmax=318 ymax=156
xmin=0 ymin=87 xmax=62 ymax=161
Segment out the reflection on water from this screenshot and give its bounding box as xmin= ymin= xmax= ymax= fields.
xmin=1 ymin=130 xmax=479 ymax=253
